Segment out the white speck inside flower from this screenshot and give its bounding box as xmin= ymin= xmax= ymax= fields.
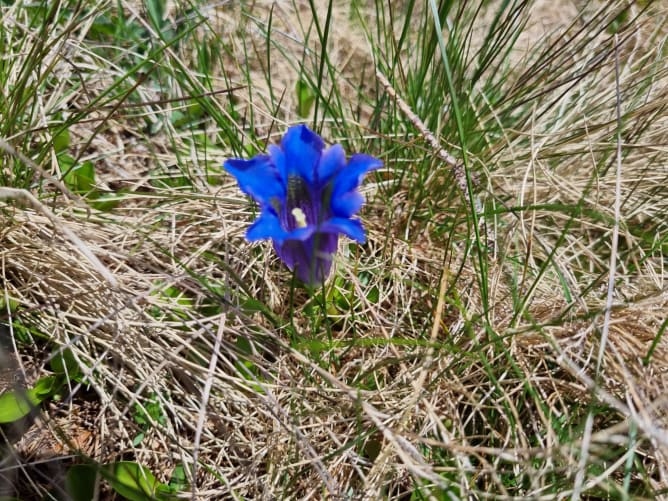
xmin=291 ymin=208 xmax=308 ymax=228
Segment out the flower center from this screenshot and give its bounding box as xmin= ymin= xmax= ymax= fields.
xmin=291 ymin=208 xmax=308 ymax=228
xmin=286 ymin=175 xmax=315 ymax=230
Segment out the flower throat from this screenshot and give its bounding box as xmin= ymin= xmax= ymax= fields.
xmin=287 ymin=175 xmax=313 ymax=230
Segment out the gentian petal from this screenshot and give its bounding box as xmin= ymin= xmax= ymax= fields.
xmin=276 ymin=232 xmax=338 ymax=285
xmin=320 ymin=217 xmax=366 ymax=243
xmin=310 ymin=231 xmax=339 ymax=256
xmin=317 ymin=144 xmax=345 ymax=186
xmin=274 ymin=239 xmax=305 ymax=274
xmin=330 ymin=191 xmax=364 ymax=218
xmin=224 ymin=156 xmax=285 ymax=205
xmin=246 ymin=210 xmax=289 ymax=243
xmin=281 ymin=125 xmax=324 ymax=185
xmin=331 ymin=153 xmax=382 ymax=200
xmin=285 ymin=226 xmax=316 ymax=242
xmin=267 ymin=144 xmax=288 ymax=184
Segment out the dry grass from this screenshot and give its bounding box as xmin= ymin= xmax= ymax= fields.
xmin=1 ymin=0 xmax=667 ymax=499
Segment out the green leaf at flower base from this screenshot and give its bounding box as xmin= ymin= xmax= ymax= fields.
xmin=168 ymin=464 xmax=188 ymax=492
xmin=295 ymin=78 xmax=315 ymax=118
xmin=0 ymin=375 xmax=60 ymax=423
xmin=243 ymin=143 xmax=259 ymax=157
xmin=104 ymin=461 xmax=171 ymax=501
xmin=52 ymin=128 xmax=70 ymax=153
xmin=32 ymin=375 xmax=61 ymax=398
xmin=241 ymin=298 xmax=273 ymax=317
xmin=0 ymin=390 xmax=40 ymax=423
xmin=234 ymin=336 xmax=265 ymax=394
xmin=170 ymin=103 xmax=204 ymax=129
xmin=58 ymin=155 xmax=96 ymax=194
xmin=49 ymin=348 xmax=82 ymax=380
xmin=89 ymin=194 xmax=118 ymax=211
xmin=148 ymin=282 xmax=195 ymax=321
xmin=9 ymin=321 xmax=37 ymax=345
xmin=366 ymin=285 xmax=380 ymax=304
xmin=132 ymin=431 xmax=145 ymax=446
xmin=148 ymin=165 xmax=192 ymax=189
xmin=132 ymin=392 xmax=167 ymax=428
xmin=0 ymin=295 xmax=20 ymax=313
xmin=66 ymin=464 xmax=98 ymax=501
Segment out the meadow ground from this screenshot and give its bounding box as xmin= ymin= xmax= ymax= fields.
xmin=0 ymin=0 xmax=667 ymax=499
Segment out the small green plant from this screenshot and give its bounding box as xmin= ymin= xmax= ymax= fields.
xmin=0 ymin=345 xmax=86 ymax=424
xmin=0 ymin=375 xmax=60 ymax=423
xmin=132 ymin=392 xmax=168 ymax=446
xmin=49 ymin=347 xmax=84 ymax=383
xmin=67 ymin=461 xmax=181 ymax=501
xmin=295 ymin=78 xmax=316 ymax=118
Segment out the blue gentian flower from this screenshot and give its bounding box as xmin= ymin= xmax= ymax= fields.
xmin=224 ymin=125 xmax=381 ymax=286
